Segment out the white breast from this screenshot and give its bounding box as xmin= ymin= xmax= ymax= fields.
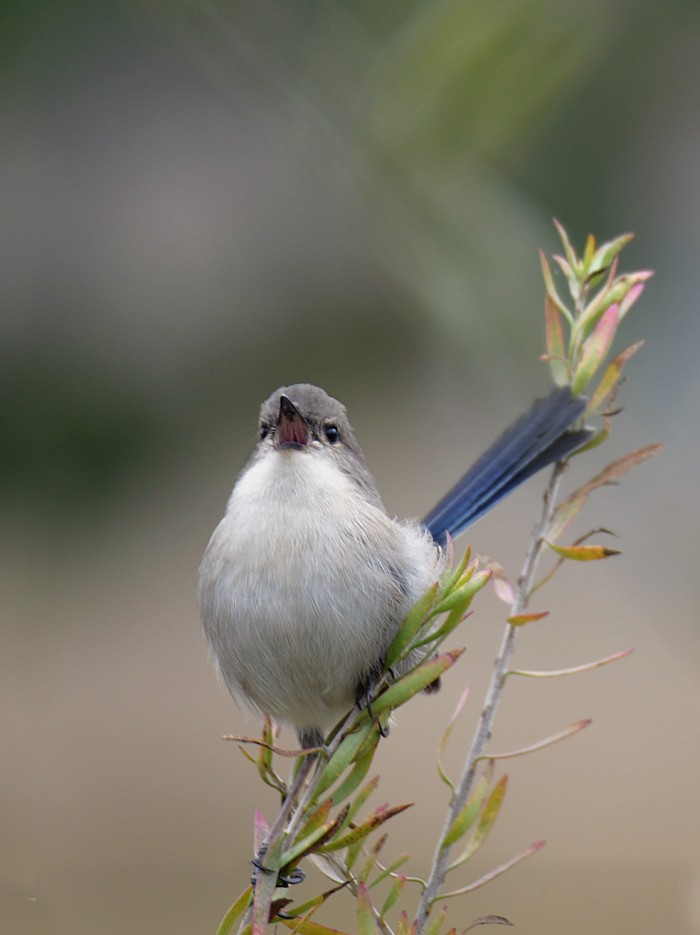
xmin=198 ymin=448 xmax=440 ymax=736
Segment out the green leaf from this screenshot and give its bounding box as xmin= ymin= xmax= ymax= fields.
xmin=280 ymin=916 xmax=353 ymax=935
xmin=370 ymin=649 xmax=465 ymax=717
xmin=380 ymin=874 xmax=406 ymax=919
xmin=438 ymin=546 xmax=472 ymax=599
xmin=357 ymin=883 xmax=379 ymax=935
xmin=588 ymin=340 xmax=644 ymax=413
xmin=431 ymin=570 xmax=491 ymax=616
xmin=539 ymin=250 xmax=572 ymax=320
xmin=449 ymin=774 xmax=507 ymax=868
xmin=544 ymin=293 xmax=569 ymax=386
xmin=443 ymin=762 xmax=493 ymax=849
xmin=571 ymin=303 xmax=619 ymax=395
xmin=215 ymin=887 xmax=253 ymax=935
xmin=330 ymin=748 xmax=376 ymax=807
xmin=315 ymin=721 xmax=377 ymax=797
xmin=386 ymin=582 xmax=439 ymax=668
xmin=553 ymin=219 xmax=581 ymax=278
xmin=344 ymin=775 xmax=380 ymax=828
xmin=319 ymin=803 xmax=412 ymax=853
xmin=425 ymin=905 xmax=449 ymax=935
xmin=588 ymin=232 xmax=634 ymax=276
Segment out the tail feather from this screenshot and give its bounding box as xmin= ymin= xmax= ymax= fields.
xmin=423 ymin=387 xmax=591 ymax=545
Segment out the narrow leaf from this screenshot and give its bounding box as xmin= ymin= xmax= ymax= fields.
xmin=539 ymin=249 xmax=572 ymax=318
xmin=464 ymin=916 xmax=514 ymax=932
xmin=589 ymin=232 xmax=634 ymax=275
xmin=462 ymin=774 xmax=508 ymax=859
xmin=437 ymin=686 xmax=471 ymax=795
xmin=507 ymin=611 xmax=549 ymax=627
xmin=368 ymin=853 xmax=410 ymax=889
xmin=315 ymin=721 xmax=376 ymax=797
xmin=443 ymin=761 xmax=494 ymax=849
xmin=546 ymin=542 xmax=621 ymax=561
xmin=215 ymin=887 xmax=253 ymax=935
xmin=344 ymin=775 xmax=380 ymax=828
xmin=330 ymin=747 xmax=376 ymax=807
xmin=431 ymin=571 xmax=491 ymax=616
xmin=357 ymin=883 xmax=379 ymax=935
xmin=319 ymin=803 xmax=412 ymax=852
xmin=369 ymin=649 xmax=465 ymax=716
xmin=545 ymin=293 xmax=569 ymax=385
xmin=588 ymin=340 xmax=645 ymax=413
xmin=438 ymin=546 xmax=472 ymax=599
xmin=280 ymin=916 xmax=353 ymax=935
xmin=439 ymin=841 xmax=545 ymax=901
xmin=572 ymin=303 xmax=619 ymax=395
xmin=509 ymin=648 xmax=634 ymax=679
xmin=386 ymin=582 xmax=440 ymax=668
xmin=425 ymin=905 xmax=448 ymax=935
xmin=553 ymin=219 xmax=581 ymax=276
xmin=548 ymin=492 xmax=586 ymax=544
xmin=380 ymin=873 xmax=406 ymax=918
xmin=487 ymin=720 xmax=592 ymax=760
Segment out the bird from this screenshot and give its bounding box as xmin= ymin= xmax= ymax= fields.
xmin=198 ymin=383 xmax=590 ymax=750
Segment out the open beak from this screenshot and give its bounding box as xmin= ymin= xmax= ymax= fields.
xmin=275 ymin=395 xmax=310 ymax=449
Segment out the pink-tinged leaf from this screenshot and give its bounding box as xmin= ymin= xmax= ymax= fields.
xmin=572 ymin=304 xmax=620 ymax=395
xmin=548 ymin=492 xmax=587 ymax=544
xmin=487 ymin=720 xmax=591 ymax=760
xmin=396 ymin=911 xmax=416 ymax=935
xmin=254 ymin=809 xmax=270 ymax=855
xmin=252 ymin=838 xmax=282 ymax=935
xmin=588 ymin=340 xmax=645 ymax=413
xmin=464 ymin=916 xmax=514 ymax=932
xmin=539 ymin=250 xmax=572 ymax=317
xmin=215 ymin=887 xmax=253 ymax=935
xmin=553 ymin=219 xmax=580 ymax=275
xmin=509 ymin=648 xmax=634 ymax=679
xmin=507 ymin=611 xmax=549 ymax=627
xmin=357 ymin=883 xmax=379 ymax=935
xmin=545 ymin=294 xmax=569 ymax=386
xmin=546 ymin=542 xmax=621 ymax=561
xmin=552 ymin=253 xmax=581 ymax=304
xmin=488 ymin=563 xmax=515 ymax=606
xmin=439 ymin=842 xmax=545 ymax=901
xmin=618 ymin=281 xmax=646 ymax=320
xmin=438 ymin=686 xmax=471 ymax=794
xmin=319 ymin=803 xmax=412 ymax=853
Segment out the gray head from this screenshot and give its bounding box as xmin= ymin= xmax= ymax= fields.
xmin=254 ymin=384 xmax=383 ymax=508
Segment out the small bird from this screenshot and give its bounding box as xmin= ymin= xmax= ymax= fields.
xmin=198 ymin=384 xmax=589 ymax=749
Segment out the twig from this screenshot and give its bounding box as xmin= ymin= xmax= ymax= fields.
xmin=414 ymin=460 xmax=567 ymax=932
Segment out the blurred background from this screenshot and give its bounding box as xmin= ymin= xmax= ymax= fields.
xmin=3 ymin=1 xmax=699 ymax=932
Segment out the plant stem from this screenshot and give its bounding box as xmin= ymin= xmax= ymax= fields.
xmin=414 ymin=461 xmax=566 ymax=933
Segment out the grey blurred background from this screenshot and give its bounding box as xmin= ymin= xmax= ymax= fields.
xmin=3 ymin=1 xmax=699 ymax=933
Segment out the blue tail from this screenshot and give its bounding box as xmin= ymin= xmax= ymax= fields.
xmin=423 ymin=387 xmax=591 ymax=546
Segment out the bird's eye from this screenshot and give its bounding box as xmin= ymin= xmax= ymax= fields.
xmin=324 ymin=424 xmax=340 ymax=444
xmin=260 ymin=423 xmax=270 ymax=441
